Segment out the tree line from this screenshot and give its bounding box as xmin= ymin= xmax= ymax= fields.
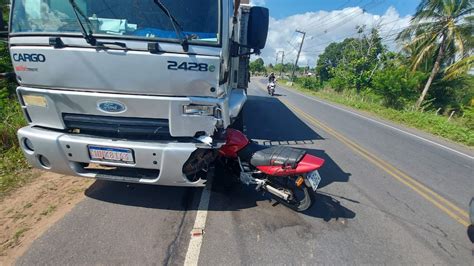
xmin=251 ymin=0 xmax=473 ymax=125
xmin=313 ymin=0 xmax=473 ymax=116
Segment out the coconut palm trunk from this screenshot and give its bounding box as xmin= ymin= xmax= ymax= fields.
xmin=397 ymin=0 xmax=473 ymax=111
xmin=415 ymin=35 xmax=446 ymax=110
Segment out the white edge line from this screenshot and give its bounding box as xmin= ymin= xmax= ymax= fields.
xmin=184 ymin=184 xmax=212 ymax=266
xmin=260 ymin=79 xmax=474 ymax=160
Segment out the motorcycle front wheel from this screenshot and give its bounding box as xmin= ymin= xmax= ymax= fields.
xmin=267 ymin=176 xmax=314 ymax=212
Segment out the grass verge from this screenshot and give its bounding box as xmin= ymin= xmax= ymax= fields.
xmin=285 ymin=82 xmax=474 ymax=147
xmin=0 ymin=95 xmax=34 ymax=198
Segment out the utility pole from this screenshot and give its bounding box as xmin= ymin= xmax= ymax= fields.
xmin=291 ymin=30 xmax=306 ymax=82
xmin=275 ymin=51 xmax=285 ymax=65
xmin=279 ymin=51 xmax=285 ymax=78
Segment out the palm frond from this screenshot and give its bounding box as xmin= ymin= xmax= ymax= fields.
xmin=415 ymin=0 xmax=444 ymax=18
xmin=453 ymin=28 xmax=465 ymax=56
xmin=411 ymin=42 xmax=437 ymax=71
xmin=456 ymin=7 xmax=474 ymax=18
xmin=396 ymin=21 xmax=440 ymax=41
xmin=444 ymin=55 xmax=474 ymax=80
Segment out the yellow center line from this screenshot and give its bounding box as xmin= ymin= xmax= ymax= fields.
xmin=254 ymin=82 xmax=469 ymax=226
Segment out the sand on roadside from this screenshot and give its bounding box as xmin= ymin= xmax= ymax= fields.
xmin=0 ymin=171 xmax=93 ymax=265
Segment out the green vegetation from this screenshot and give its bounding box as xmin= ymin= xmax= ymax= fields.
xmin=0 ymin=6 xmax=31 ymax=197
xmin=289 ymin=82 xmax=473 ymax=146
xmin=40 ymin=205 xmax=57 ymax=216
xmin=288 ymin=0 xmax=473 ymax=147
xmin=249 ymin=58 xmax=266 ymax=75
xmin=12 ymin=227 xmax=29 ymax=244
xmin=397 ymin=0 xmax=473 ymax=109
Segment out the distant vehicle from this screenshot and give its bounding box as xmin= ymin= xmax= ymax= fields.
xmin=267 ymin=81 xmax=276 ymax=96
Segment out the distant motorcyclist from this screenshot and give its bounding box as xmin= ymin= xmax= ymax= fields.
xmin=267 ymin=72 xmax=276 ymax=95
xmin=268 ymin=72 xmax=276 ymax=83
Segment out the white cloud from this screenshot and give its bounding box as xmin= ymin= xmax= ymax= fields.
xmin=256 ymin=6 xmax=411 ymax=67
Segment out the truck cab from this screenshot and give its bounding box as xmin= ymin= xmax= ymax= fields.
xmin=8 ymin=0 xmax=269 ymax=186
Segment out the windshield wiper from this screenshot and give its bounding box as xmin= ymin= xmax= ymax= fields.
xmin=152 ymin=0 xmax=189 ymax=52
xmin=68 ymin=0 xmax=96 ymax=45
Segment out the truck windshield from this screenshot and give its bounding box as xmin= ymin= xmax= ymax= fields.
xmin=11 ymin=0 xmax=220 ymax=44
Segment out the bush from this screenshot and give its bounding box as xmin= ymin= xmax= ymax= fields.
xmin=296 ymin=76 xmax=320 ymax=90
xmin=328 ymin=67 xmax=356 ymax=92
xmin=0 ymin=39 xmax=32 ymax=196
xmin=372 ymin=65 xmax=424 ymax=109
xmin=461 ymin=107 xmax=474 ymax=130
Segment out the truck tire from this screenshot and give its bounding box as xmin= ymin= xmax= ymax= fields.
xmin=230 ymin=111 xmax=245 ymax=132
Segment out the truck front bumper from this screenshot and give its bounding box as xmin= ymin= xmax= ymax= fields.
xmin=17 ymin=126 xmax=206 ymax=187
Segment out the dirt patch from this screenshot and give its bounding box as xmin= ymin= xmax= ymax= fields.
xmin=0 ymin=171 xmax=93 ymax=265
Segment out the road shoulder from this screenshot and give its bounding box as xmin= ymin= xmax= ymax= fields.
xmin=0 ymin=171 xmax=92 ymax=264
xmin=264 ymin=78 xmax=473 ymax=156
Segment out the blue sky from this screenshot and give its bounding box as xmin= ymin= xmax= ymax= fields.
xmin=252 ymin=0 xmax=416 ymax=67
xmin=257 ymin=0 xmax=420 ymax=19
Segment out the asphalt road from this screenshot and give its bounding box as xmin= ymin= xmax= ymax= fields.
xmin=17 ymin=78 xmax=474 ymax=265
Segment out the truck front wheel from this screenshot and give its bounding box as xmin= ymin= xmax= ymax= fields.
xmin=230 ymin=111 xmax=245 ymax=132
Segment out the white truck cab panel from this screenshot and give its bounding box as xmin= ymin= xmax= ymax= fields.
xmin=10 ymin=0 xmax=268 ymax=186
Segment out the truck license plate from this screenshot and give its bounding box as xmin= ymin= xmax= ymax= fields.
xmin=88 ymin=145 xmax=135 ymax=164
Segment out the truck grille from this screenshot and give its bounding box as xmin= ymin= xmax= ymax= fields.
xmin=63 ymin=113 xmax=172 ymax=139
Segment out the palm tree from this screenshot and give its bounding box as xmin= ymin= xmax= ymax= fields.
xmin=397 ymin=0 xmax=473 ymax=110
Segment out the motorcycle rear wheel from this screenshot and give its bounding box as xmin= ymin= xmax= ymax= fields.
xmin=268 ymin=176 xmax=314 ymax=212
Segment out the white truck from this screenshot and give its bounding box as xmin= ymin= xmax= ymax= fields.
xmin=4 ymin=0 xmax=269 ymax=187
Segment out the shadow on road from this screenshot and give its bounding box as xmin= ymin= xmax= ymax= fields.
xmin=244 ymin=95 xmax=322 ymax=144
xmin=86 ymin=91 xmax=355 ymax=222
xmin=85 ymin=148 xmax=354 ymax=222
xmin=304 ymin=148 xmax=351 ymax=189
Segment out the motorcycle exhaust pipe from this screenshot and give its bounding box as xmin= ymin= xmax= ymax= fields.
xmin=264 ymin=184 xmax=290 ymax=201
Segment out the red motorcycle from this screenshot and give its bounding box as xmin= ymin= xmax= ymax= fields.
xmin=184 ymin=129 xmax=325 ymax=212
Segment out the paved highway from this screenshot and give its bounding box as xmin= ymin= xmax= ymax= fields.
xmin=18 ymin=78 xmax=473 ymax=265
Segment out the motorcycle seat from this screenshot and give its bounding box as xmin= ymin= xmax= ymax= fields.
xmin=238 ymin=142 xmax=306 ymax=169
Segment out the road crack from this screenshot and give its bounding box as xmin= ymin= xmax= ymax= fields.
xmin=437 ymin=240 xmax=454 ymax=258
xmin=386 ymin=191 xmax=416 ymax=214
xmin=162 ymin=188 xmax=195 ymax=266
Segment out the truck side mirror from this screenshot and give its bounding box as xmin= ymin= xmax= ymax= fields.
xmin=0 ymin=31 xmax=8 ymax=39
xmin=247 ymin=6 xmax=269 ymax=52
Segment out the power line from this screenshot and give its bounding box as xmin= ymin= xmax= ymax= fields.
xmin=300 ymin=0 xmax=388 ymax=51
xmin=301 ymin=17 xmax=410 ymax=54
xmin=299 ymin=0 xmax=363 ymax=31
xmin=300 ymin=0 xmax=383 ymax=33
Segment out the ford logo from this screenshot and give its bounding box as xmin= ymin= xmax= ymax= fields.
xmin=97 ymin=100 xmax=127 ymax=113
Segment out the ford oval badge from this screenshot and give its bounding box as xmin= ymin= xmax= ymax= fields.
xmin=97 ymin=100 xmax=127 ymax=114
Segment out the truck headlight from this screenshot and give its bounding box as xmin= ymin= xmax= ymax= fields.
xmin=22 ymin=94 xmax=47 ymax=107
xmin=183 ymin=104 xmax=215 ymax=116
